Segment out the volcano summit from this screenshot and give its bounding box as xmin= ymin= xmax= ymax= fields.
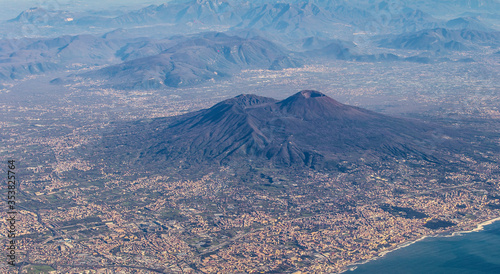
xmin=100 ymin=90 xmax=463 ymax=171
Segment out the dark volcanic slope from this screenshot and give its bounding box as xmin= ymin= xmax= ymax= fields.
xmin=101 ymin=91 xmax=463 ymax=170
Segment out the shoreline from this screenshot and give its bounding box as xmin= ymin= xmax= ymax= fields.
xmin=341 ymin=216 xmax=500 ymax=273
xmin=448 ymin=216 xmax=500 ymax=237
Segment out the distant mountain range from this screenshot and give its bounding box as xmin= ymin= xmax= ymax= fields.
xmin=5 ymin=0 xmax=499 ymax=39
xmin=446 ymin=17 xmax=494 ymax=32
xmin=0 ymin=34 xmax=125 ymax=81
xmin=2 ymin=0 xmax=499 ymax=85
xmin=81 ymin=32 xmax=302 ymax=89
xmin=411 ymin=0 xmax=500 ymax=17
xmin=0 ymin=31 xmax=301 ymax=85
xmin=377 ymin=28 xmax=500 ymax=51
xmin=98 ymin=90 xmax=470 ymax=172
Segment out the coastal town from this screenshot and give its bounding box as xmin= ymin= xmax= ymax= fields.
xmin=2 ymin=131 xmax=500 ymax=273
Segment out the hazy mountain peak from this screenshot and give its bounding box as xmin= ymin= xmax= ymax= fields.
xmin=277 ymin=90 xmax=346 ymax=119
xmin=298 ymin=89 xmax=326 ymax=98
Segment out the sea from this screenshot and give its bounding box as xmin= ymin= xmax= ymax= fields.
xmin=348 ymin=219 xmax=500 ymax=274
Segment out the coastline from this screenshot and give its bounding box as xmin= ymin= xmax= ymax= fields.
xmin=448 ymin=216 xmax=500 ymax=237
xmin=341 ymin=216 xmax=500 ymax=273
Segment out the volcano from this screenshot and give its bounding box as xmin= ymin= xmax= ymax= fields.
xmin=101 ymin=90 xmax=463 ymax=170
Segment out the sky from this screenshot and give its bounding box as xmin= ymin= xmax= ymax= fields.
xmin=0 ymin=0 xmax=172 ymax=20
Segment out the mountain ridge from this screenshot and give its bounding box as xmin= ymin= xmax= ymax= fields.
xmin=80 ymin=32 xmax=302 ymax=89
